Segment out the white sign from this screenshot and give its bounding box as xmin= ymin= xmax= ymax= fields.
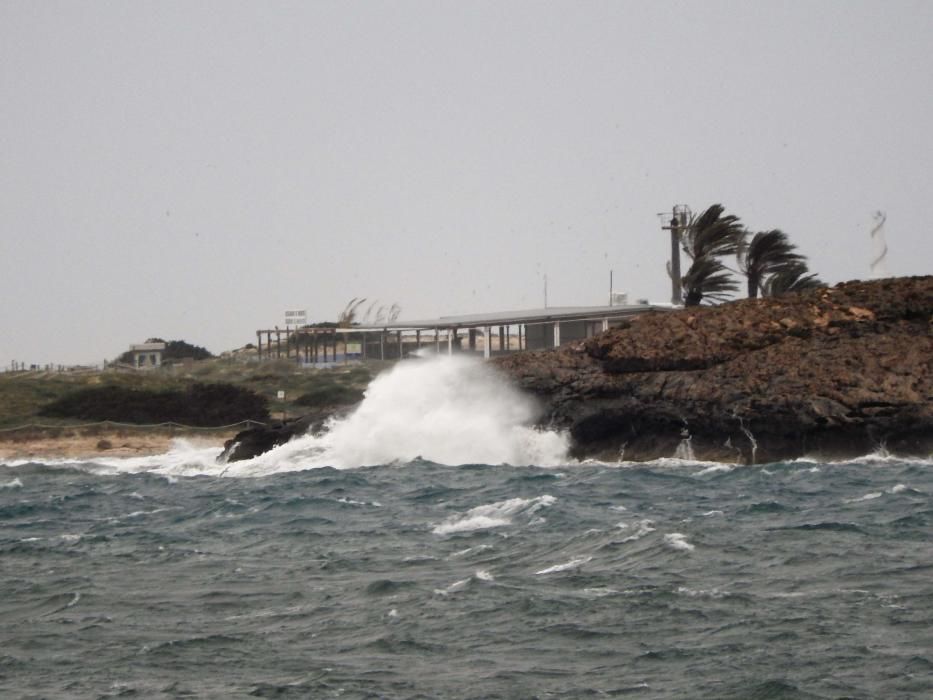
xmin=277 ymin=390 xmax=286 ymax=400
xmin=284 ymin=309 xmax=307 ymax=327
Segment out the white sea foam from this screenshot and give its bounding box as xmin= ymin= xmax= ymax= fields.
xmin=432 ymin=495 xmax=555 ymax=535
xmin=846 ymin=491 xmax=883 ymax=503
xmin=677 ymin=586 xmax=727 ymax=598
xmin=620 ymin=519 xmax=656 ymax=542
xmin=696 ymin=464 xmax=735 ymax=476
xmin=434 ymin=578 xmax=470 ymax=595
xmin=1 ymin=477 xmax=23 ymax=489
xmin=663 ymin=533 xmax=695 ymax=552
xmin=535 ymin=556 xmax=592 ymax=575
xmin=449 ymin=544 xmax=494 ymax=558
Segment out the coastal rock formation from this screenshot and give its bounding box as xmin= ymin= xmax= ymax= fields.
xmin=495 ymin=276 xmax=933 ymax=463
xmin=218 ymin=415 xmax=318 ymax=463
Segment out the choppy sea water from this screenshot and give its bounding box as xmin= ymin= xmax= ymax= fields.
xmin=2 ymin=358 xmax=932 ymax=698
xmin=2 ymin=454 xmax=932 ymax=699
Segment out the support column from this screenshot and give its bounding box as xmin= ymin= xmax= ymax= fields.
xmin=553 ymin=321 xmax=561 ymax=348
xmin=416 ymin=330 xmax=421 ymax=350
xmin=602 ymin=318 xmax=609 ymax=332
xmin=434 ymin=328 xmax=440 ymax=353
xmin=669 ymin=215 xmax=682 ymax=305
xmin=257 ymin=331 xmax=262 ymax=360
xmin=483 ymin=326 xmax=491 ymax=360
xmin=397 ymin=331 xmax=402 ymax=359
xmin=498 ymin=326 xmax=505 ymax=354
xmin=447 ymin=329 xmax=453 ymax=355
xmin=380 ymin=332 xmax=385 ymax=361
xmin=276 ymin=330 xmax=282 ymax=358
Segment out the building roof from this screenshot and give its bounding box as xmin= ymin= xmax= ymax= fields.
xmin=359 ymin=302 xmax=675 ymax=332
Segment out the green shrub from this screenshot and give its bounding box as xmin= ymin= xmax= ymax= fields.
xmin=38 ymin=382 xmax=269 ymax=426
xmin=295 ymin=383 xmax=364 ymax=407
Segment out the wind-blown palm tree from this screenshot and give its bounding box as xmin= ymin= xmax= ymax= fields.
xmin=761 ymin=262 xmax=825 ymax=297
xmin=738 ymin=229 xmax=805 ymax=298
xmin=682 ymin=257 xmax=739 ymax=306
xmin=680 ymin=204 xmax=745 ymax=306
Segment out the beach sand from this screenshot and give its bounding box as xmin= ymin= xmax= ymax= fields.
xmin=0 ymin=428 xmax=235 ymax=461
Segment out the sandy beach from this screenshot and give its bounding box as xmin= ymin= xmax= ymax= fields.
xmin=0 ymin=428 xmax=235 ymax=461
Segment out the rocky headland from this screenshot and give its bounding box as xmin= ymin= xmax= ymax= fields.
xmin=495 ymin=276 xmax=932 ymax=463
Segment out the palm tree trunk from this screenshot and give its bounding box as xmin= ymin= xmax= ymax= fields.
xmin=748 ymin=274 xmax=759 ymax=299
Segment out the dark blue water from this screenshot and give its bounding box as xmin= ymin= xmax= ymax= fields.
xmin=2 ymin=456 xmax=932 ymax=699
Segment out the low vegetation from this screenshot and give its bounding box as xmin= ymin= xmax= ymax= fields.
xmin=38 ymin=383 xmax=269 ymax=426
xmin=0 ymin=357 xmax=378 ymax=429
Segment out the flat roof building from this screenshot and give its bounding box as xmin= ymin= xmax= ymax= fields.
xmin=129 ymin=342 xmax=165 ymax=370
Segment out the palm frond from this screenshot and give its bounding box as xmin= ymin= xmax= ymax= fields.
xmin=682 ymin=257 xmax=739 ymax=306
xmin=739 ymin=230 xmax=808 ymax=297
xmin=338 ymin=297 xmax=367 ymax=325
xmin=682 ymin=204 xmax=745 ymax=261
xmin=762 ymin=263 xmax=825 ymax=297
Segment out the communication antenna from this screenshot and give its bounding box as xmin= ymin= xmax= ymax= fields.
xmin=869 ymin=211 xmax=888 ymax=279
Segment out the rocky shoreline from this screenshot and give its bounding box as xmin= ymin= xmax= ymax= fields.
xmin=496 ymin=276 xmax=932 ymax=464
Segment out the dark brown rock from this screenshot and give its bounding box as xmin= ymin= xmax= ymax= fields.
xmin=496 ymin=276 xmax=933 ymax=463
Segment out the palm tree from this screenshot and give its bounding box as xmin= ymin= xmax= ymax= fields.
xmin=680 ymin=204 xmax=745 ymax=306
xmin=738 ymin=229 xmax=805 ymax=298
xmin=682 ymin=257 xmax=739 ymax=306
xmin=761 ymin=262 xmax=824 ymax=297
xmin=338 ymin=298 xmax=367 ymax=326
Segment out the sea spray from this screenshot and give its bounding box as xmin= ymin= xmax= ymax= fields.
xmin=301 ymin=354 xmax=570 ymax=469
xmin=86 ymin=355 xmax=571 ymax=477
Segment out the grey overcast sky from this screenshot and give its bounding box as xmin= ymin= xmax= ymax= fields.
xmin=2 ymin=1 xmax=931 ymax=367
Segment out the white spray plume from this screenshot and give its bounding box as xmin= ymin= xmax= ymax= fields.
xmin=312 ymin=354 xmax=568 ymax=468
xmin=57 ymin=355 xmax=570 ymax=477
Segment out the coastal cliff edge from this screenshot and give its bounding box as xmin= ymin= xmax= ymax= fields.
xmin=495 ymin=276 xmax=933 ymax=463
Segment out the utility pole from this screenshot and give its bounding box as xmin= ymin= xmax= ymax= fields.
xmin=661 ymin=205 xmax=690 ymax=306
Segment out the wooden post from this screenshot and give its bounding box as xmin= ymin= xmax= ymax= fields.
xmin=498 ymin=326 xmax=505 ymax=354
xmin=380 ymin=331 xmax=385 ymax=361
xmin=397 ymin=331 xmax=402 ymax=359
xmin=257 ymin=331 xmax=262 ymax=360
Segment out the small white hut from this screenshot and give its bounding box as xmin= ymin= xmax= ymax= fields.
xmin=129 ymin=342 xmax=165 ymax=370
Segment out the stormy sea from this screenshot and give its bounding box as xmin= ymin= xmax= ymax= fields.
xmin=2 ymin=357 xmax=931 ymax=699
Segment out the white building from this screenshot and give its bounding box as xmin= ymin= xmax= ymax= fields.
xmin=129 ymin=342 xmax=165 ymax=369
